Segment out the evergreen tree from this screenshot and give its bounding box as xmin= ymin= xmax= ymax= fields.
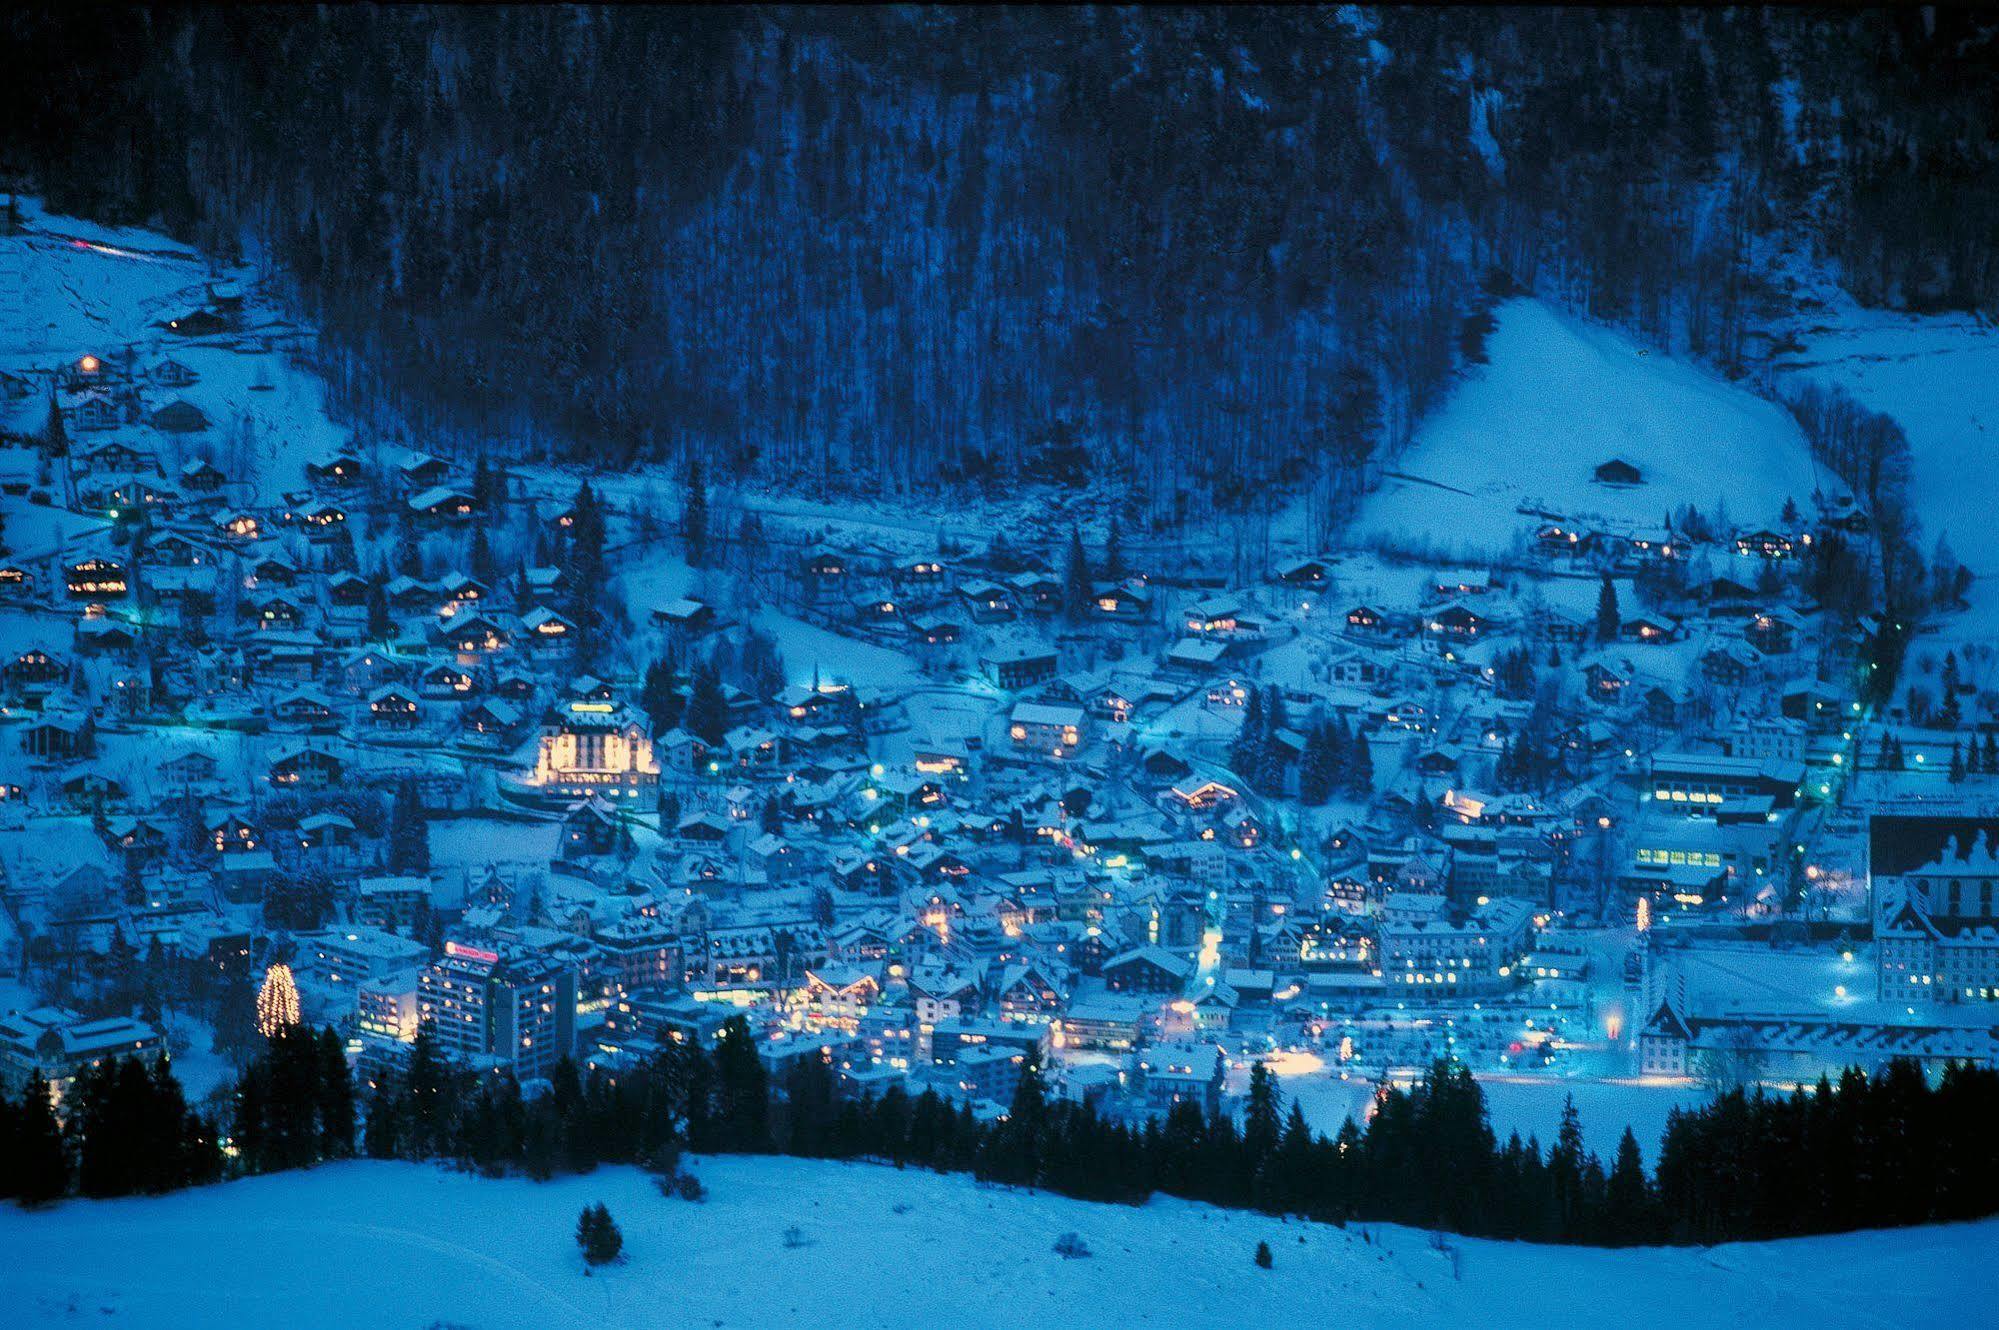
xmin=1062 ymin=526 xmax=1093 ymax=624
xmin=387 ymin=777 xmax=430 ymax=874
xmin=16 ymin=1078 xmax=69 ymax=1205
xmin=1228 ymin=687 xmax=1265 ymax=779
xmin=316 ymin=1027 xmax=356 ymax=1159
xmin=683 ymin=663 xmax=729 ymax=746
xmin=365 ymin=573 xmax=393 ymax=641
xmin=1595 ymin=573 xmax=1621 ymax=643
xmin=710 ymin=1016 xmax=768 ymax=1150
xmin=639 ymin=655 xmax=684 ymax=736
xmin=562 ymin=483 xmax=607 ymax=659
xmin=1346 ymin=725 xmax=1374 ymax=798
xmin=1102 ymin=517 xmax=1126 ymax=583
xmin=577 ymin=1202 xmax=623 ymax=1265
xmin=681 ymin=459 xmax=709 ymax=568
xmin=1603 ymin=1127 xmax=1653 ymax=1245
xmin=41 ymin=392 xmax=67 ymax=458
xmin=1254 ymin=1240 xmax=1273 ymax=1269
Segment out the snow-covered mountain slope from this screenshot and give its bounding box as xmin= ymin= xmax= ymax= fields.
xmin=1351 ymin=299 xmax=1828 ymax=561
xmin=1777 ymin=298 xmax=1999 ymax=649
xmin=0 ymin=198 xmax=358 ymax=512
xmin=0 ymin=1157 xmax=1983 ymax=1330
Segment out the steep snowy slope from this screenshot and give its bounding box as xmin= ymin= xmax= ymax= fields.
xmin=1777 ymin=298 xmax=1999 ymax=654
xmin=1352 ymin=300 xmax=1828 ymax=561
xmin=0 ymin=1157 xmax=1982 ymax=1330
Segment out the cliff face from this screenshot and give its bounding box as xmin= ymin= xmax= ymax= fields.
xmin=5 ymin=7 xmax=1994 ymax=513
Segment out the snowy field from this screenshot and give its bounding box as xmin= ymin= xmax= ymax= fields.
xmin=1353 ymin=299 xmax=1826 ymax=561
xmin=0 ymin=1157 xmax=1984 ymax=1330
xmin=1776 ymin=298 xmax=1999 ymax=692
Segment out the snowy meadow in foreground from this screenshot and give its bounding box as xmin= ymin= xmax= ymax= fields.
xmin=0 ymin=1156 xmax=1986 ymax=1330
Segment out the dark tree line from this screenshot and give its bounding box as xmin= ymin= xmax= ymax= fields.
xmin=0 ymin=1057 xmax=221 ymax=1204
xmin=6 ymin=1019 xmax=1999 ymax=1251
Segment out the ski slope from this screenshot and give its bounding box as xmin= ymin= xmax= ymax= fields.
xmin=1353 ymin=300 xmax=1826 ymax=561
xmin=0 ymin=1157 xmax=1982 ymax=1330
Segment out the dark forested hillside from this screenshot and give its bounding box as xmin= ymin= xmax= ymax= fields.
xmin=5 ymin=6 xmax=1996 ymax=520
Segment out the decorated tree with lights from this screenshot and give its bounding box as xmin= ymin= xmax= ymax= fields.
xmin=256 ymin=962 xmax=301 ymax=1040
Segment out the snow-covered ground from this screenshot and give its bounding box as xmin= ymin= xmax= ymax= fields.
xmin=1353 ymin=299 xmax=1827 ymax=562
xmin=1776 ymin=297 xmax=1999 ymax=690
xmin=0 ymin=1157 xmax=1982 ymax=1330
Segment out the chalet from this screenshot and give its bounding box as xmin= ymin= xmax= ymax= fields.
xmin=178 ymin=457 xmax=224 ymax=492
xmin=956 ymin=580 xmax=1016 ymax=623
xmin=65 ymin=558 xmax=128 ymax=600
xmin=1345 ymin=604 xmax=1390 ymax=636
xmin=1535 ymin=522 xmax=1589 ymax=556
xmin=297 ymin=500 xmax=347 ymax=539
xmin=1621 ymin=613 xmax=1681 ymax=645
xmin=267 ymin=743 xmax=344 ymax=790
xmin=982 ymin=647 xmax=1058 ymax=691
xmin=1101 ymin=946 xmax=1194 ymax=995
xmin=367 ymin=685 xmax=422 ymax=730
xmin=417 ymin=661 xmax=475 ymax=698
xmin=651 ymin=597 xmax=715 ymax=634
xmin=272 ymin=687 xmax=338 ymax=730
xmin=165 ymin=308 xmax=230 ymax=336
xmin=206 ymin=812 xmax=260 ymax=856
xmin=253 ymin=592 xmax=307 ymax=631
xmin=907 ymin=616 xmax=961 ymax=646
xmin=854 ymin=592 xmax=901 ymax=625
xmin=493 ymin=669 xmax=537 ymax=702
xmin=398 ymin=454 xmax=453 ymax=491
xmin=0 ymin=565 xmax=34 ymax=596
xmin=1701 ymin=641 xmax=1762 ymax=687
xmin=521 ymin=607 xmax=577 ymax=649
xmin=1092 ymin=581 xmax=1152 ymax=620
xmin=461 ymin=698 xmax=523 ymax=744
xmin=58 ymin=353 xmax=113 ymax=389
xmin=1582 ymin=655 xmax=1634 ymax=704
xmin=149 ymin=400 xmax=210 ymax=434
xmin=676 ymin=811 xmax=734 ymax=846
xmin=1744 ymin=609 xmax=1802 ymax=655
xmin=1734 ymin=529 xmax=1795 ymax=559
xmin=1184 ymin=596 xmax=1243 ymax=635
xmin=76 ymin=619 xmax=137 ymax=655
xmin=407 ymin=486 xmax=475 ymax=524
xmin=327 ymin=571 xmax=372 ymax=609
xmin=1164 ymin=637 xmax=1227 ymax=676
xmin=1275 ymin=557 xmax=1330 ymax=587
xmin=1421 ymin=602 xmax=1486 ymax=639
xmin=150 ymin=357 xmax=199 ymax=388
xmin=151 ymin=531 xmax=216 ymax=566
xmin=439 ymin=609 xmax=511 ymax=657
xmin=385 ymin=576 xmax=437 ymax=613
xmin=1704 ymin=574 xmax=1760 ymax=605
xmin=893 ymin=556 xmax=948 ymax=589
xmin=69 ymin=390 xmax=122 ymax=432
xmin=5 ymin=647 xmax=66 ymax=691
xmin=305 ymin=451 xmax=364 ymax=486
xmin=1593 ymin=457 xmax=1644 ymax=486
xmin=248 ymin=554 xmax=299 ymax=588
xmin=437 ymin=572 xmax=491 ymax=612
xmin=1009 ymin=570 xmax=1062 ymax=614
xmin=1009 ymin=701 xmax=1085 ymax=757
xmin=562 ymin=798 xmax=632 ymax=860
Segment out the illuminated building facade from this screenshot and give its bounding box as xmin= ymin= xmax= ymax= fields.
xmin=532 ymin=697 xmax=658 ymax=798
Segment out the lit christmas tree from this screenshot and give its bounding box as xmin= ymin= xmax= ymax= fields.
xmin=256 ymin=961 xmax=301 ymax=1039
